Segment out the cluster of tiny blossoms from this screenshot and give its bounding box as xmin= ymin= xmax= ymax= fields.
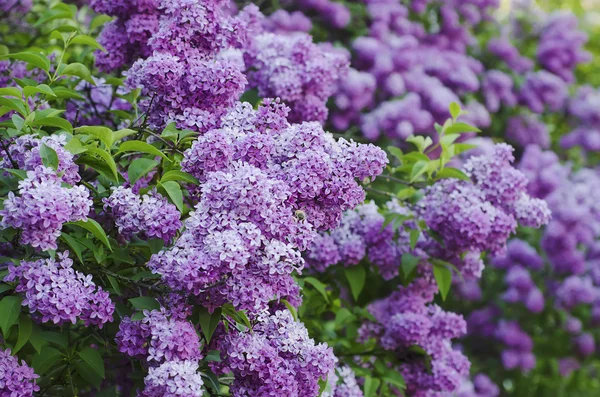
xmin=216 ymin=309 xmax=336 ymax=396
xmin=103 ymin=186 xmax=182 ymax=243
xmin=149 ymin=100 xmax=386 ymax=313
xmin=0 ymin=348 xmax=39 ymax=396
xmin=4 ymin=252 xmax=115 ymax=327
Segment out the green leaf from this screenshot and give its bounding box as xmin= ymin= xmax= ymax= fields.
xmin=160 ymin=170 xmax=199 ymax=185
xmin=281 ymin=299 xmax=298 ymax=322
xmin=197 ymin=307 xmax=222 ymax=344
xmin=401 ymin=254 xmax=420 ymax=279
xmin=90 ymin=15 xmax=113 ymax=31
xmin=23 ymin=84 xmax=56 ymax=98
xmin=75 ymin=126 xmax=114 ymax=148
xmin=32 ymin=346 xmax=62 ymax=375
xmin=158 ymin=181 xmax=184 ymax=212
xmin=409 ymin=160 xmax=429 ymax=183
xmin=406 ymin=135 xmax=433 ymax=153
xmin=345 ymin=265 xmax=366 ymax=301
xmin=52 ymin=86 xmax=85 ymax=100
xmin=444 ymin=122 xmax=480 ymax=135
xmin=364 ymin=376 xmax=381 ymax=397
xmin=86 ymin=147 xmax=119 ymax=181
xmin=78 ymin=347 xmax=105 ymax=379
xmin=0 ymin=97 xmax=27 ymax=116
xmin=70 ymin=35 xmax=106 ymax=52
xmin=0 ymin=284 xmax=14 ymax=294
xmin=0 ymin=295 xmax=22 ymax=336
xmin=387 ymin=146 xmax=403 ymax=161
xmin=39 ymin=144 xmax=59 ymax=170
xmin=63 ymin=136 xmax=88 ymax=155
xmin=31 ymin=116 xmax=73 ymax=133
xmin=303 ymin=277 xmax=329 ymax=303
xmin=118 ymin=140 xmax=170 ymax=161
xmin=409 ymin=228 xmax=420 ymax=250
xmin=29 ymin=325 xmax=45 ymax=354
xmin=107 ymin=276 xmax=122 ymax=296
xmin=61 ymin=63 xmax=95 ymax=85
xmin=383 ymin=373 xmax=406 ymax=390
xmin=434 ymin=168 xmax=470 ymax=181
xmin=60 ymin=233 xmax=84 ymax=263
xmin=128 ymin=158 xmax=159 ymax=186
xmin=66 ymin=219 xmax=112 ymax=251
xmin=75 ymin=361 xmax=103 ymax=389
xmin=453 ymin=143 xmax=478 ymax=156
xmin=129 ymin=296 xmax=160 ymax=311
xmin=449 ymin=102 xmax=461 ymax=121
xmin=11 ymin=114 xmax=24 ymax=132
xmin=35 ymin=8 xmax=73 ymax=27
xmin=112 ymin=128 xmax=136 ymax=143
xmin=205 ymin=350 xmax=221 ymax=362
xmin=2 ymin=52 xmax=50 ymax=72
xmin=318 ymin=376 xmax=332 ymax=397
xmin=13 ymin=315 xmax=32 ymax=354
xmin=433 ymin=263 xmax=452 ymax=301
xmin=0 ymin=87 xmax=22 ymax=97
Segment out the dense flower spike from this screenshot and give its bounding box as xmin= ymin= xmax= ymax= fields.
xmin=150 ymin=101 xmax=386 ymax=311
xmin=0 ymin=167 xmax=92 ymax=250
xmin=220 ymin=310 xmax=336 ymax=396
xmin=0 ymin=348 xmax=39 ymax=396
xmin=4 ymin=252 xmax=114 ymax=327
xmin=103 ymin=187 xmax=182 ymax=243
xmin=244 ymin=31 xmax=349 ymax=123
xmin=139 ymin=360 xmax=204 ymax=397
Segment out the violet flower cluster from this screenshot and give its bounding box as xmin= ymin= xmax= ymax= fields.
xmin=0 ymin=166 xmax=92 ymax=250
xmin=561 ymin=85 xmax=600 ymax=152
xmin=103 ymin=186 xmax=182 ymax=243
xmin=4 ymin=252 xmax=115 ymax=327
xmin=150 ymin=100 xmax=386 ymax=312
xmin=0 ymin=348 xmax=39 ymax=396
xmin=217 ymin=309 xmax=336 ymax=396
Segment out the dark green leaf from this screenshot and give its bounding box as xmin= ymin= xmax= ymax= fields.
xmin=78 ymin=347 xmax=105 ymax=379
xmin=32 ymin=347 xmax=62 ymax=375
xmin=409 ymin=228 xmax=420 ymax=250
xmin=13 ymin=315 xmax=32 ymax=354
xmin=75 ymin=361 xmax=103 ymax=389
xmin=2 ymin=52 xmax=50 ymax=72
xmin=0 ymin=295 xmax=21 ymax=336
xmin=75 ymin=126 xmax=113 ymax=148
xmin=401 ymin=253 xmax=420 ymax=279
xmin=303 ymin=277 xmax=329 ymax=303
xmin=23 ymin=84 xmax=56 ymax=98
xmin=409 ymin=160 xmax=429 ymax=183
xmin=61 ymin=63 xmax=95 ymax=85
xmin=433 ymin=263 xmax=452 ymax=301
xmin=118 ymin=140 xmax=170 ymax=161
xmin=345 ymin=265 xmax=366 ymax=301
xmin=364 ymin=376 xmax=381 ymax=397
xmin=66 ymin=219 xmax=112 ymax=251
xmin=31 ymin=116 xmax=73 ymax=133
xmin=70 ymin=35 xmax=106 ymax=52
xmin=86 ymin=147 xmax=119 ymax=181
xmin=107 ymin=276 xmax=122 ymax=296
xmin=129 ymin=296 xmax=160 ymax=311
xmin=434 ymin=168 xmax=470 ymax=181
xmin=197 ymin=307 xmax=222 ymax=344
xmin=128 ymin=158 xmax=159 ymax=186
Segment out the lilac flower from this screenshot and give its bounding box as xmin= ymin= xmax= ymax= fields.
xmin=4 ymin=252 xmax=114 ymax=327
xmin=0 ymin=348 xmax=39 ymax=396
xmin=0 ymin=167 xmax=92 ymax=250
xmin=139 ymin=360 xmax=204 ymax=397
xmin=519 ymin=70 xmax=568 ymax=114
xmin=506 ymin=114 xmax=550 ymax=149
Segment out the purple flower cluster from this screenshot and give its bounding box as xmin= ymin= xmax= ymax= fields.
xmin=244 ymin=30 xmax=349 ymax=123
xmin=562 ymin=86 xmax=600 ymax=152
xmin=329 ymin=366 xmax=363 ymax=397
xmin=0 ymin=167 xmax=92 ymax=250
xmin=4 ymin=252 xmax=114 ymax=327
xmin=420 ymin=144 xmax=550 ymax=256
xmin=363 ymin=277 xmax=470 ymax=396
xmin=219 ymin=310 xmax=336 ymax=396
xmin=150 ymin=101 xmax=386 ymax=312
xmin=0 ymin=0 xmax=32 ymax=14
xmin=65 ymin=77 xmax=131 ymax=126
xmin=139 ymin=360 xmax=204 ymax=397
xmin=116 ymin=307 xmax=201 ymax=364
xmin=262 ymin=10 xmax=312 ymax=34
xmin=0 ymin=348 xmax=39 ymax=396
xmin=103 ymin=186 xmax=181 ymax=243
xmin=505 ymin=114 xmax=550 ymax=149
xmin=1 ymin=134 xmax=80 ymax=184
xmin=455 ymin=374 xmax=500 ymax=397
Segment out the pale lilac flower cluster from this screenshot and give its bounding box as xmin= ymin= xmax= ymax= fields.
xmin=561 ymin=86 xmax=600 ymax=152
xmin=139 ymin=360 xmax=204 ymax=397
xmin=244 ymin=30 xmax=349 ymax=123
xmin=420 ymin=144 xmax=550 ymax=256
xmin=103 ymin=186 xmax=181 ymax=243
xmin=0 ymin=0 xmax=32 ymax=14
xmin=219 ymin=310 xmax=336 ymax=396
xmin=116 ymin=307 xmax=201 ymax=364
xmin=0 ymin=134 xmax=80 ymax=184
xmin=455 ymin=374 xmax=500 ymax=397
xmin=518 ymin=145 xmax=568 ymax=200
xmin=0 ymin=348 xmax=39 ymax=396
xmin=150 ymin=101 xmax=386 ymax=312
xmin=519 ymin=70 xmax=568 ymax=114
xmin=505 ymin=114 xmax=550 ymax=149
xmin=4 ymin=252 xmax=114 ymax=327
xmin=0 ymin=167 xmax=92 ymax=250
xmin=331 ymin=366 xmax=363 ymax=397
xmin=362 ymin=276 xmax=470 ymax=396
xmin=263 ymin=9 xmax=312 ymax=33
xmin=536 ymin=12 xmax=591 ymax=83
